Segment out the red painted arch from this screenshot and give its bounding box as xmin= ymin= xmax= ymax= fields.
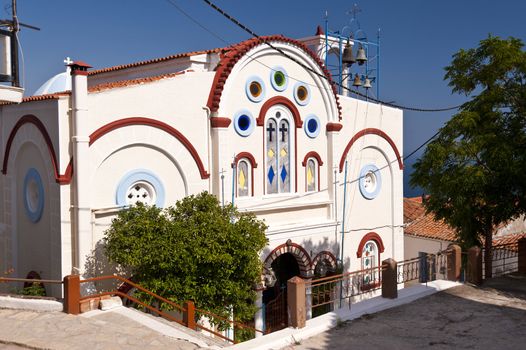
xmin=312 ymin=251 xmax=338 ymax=271
xmin=89 ymin=117 xmax=210 ymax=179
xmin=2 ymin=115 xmax=71 ymax=184
xmin=339 ymin=128 xmax=404 ymax=173
xmin=206 ymin=35 xmax=342 ymax=120
xmin=264 ymin=241 xmax=312 ymax=278
xmin=231 ymin=152 xmax=258 ymax=196
xmin=256 ymin=96 xmax=303 ymax=128
xmin=301 ymin=151 xmax=323 ymax=167
xmin=356 ymin=232 xmax=385 ymax=258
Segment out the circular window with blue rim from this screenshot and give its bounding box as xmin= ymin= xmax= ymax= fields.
xmin=293 ymin=82 xmax=311 ymax=106
xmin=233 ymin=109 xmax=255 ymax=137
xmin=245 ymin=76 xmax=265 ymax=103
xmin=304 ymin=114 xmax=321 ymax=138
xmin=23 ymin=168 xmax=44 ymax=223
xmin=116 ymin=169 xmax=165 ymax=207
xmin=359 ymin=164 xmax=382 ymax=200
xmin=270 ymin=66 xmax=288 ymax=92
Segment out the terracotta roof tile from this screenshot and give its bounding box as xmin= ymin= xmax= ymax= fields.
xmin=88 ymin=48 xmax=223 ymax=76
xmin=403 ymin=196 xmax=425 ymax=223
xmin=492 ymin=232 xmax=526 ymax=248
xmin=0 ymin=91 xmax=70 ymax=105
xmin=88 ymin=71 xmax=189 ymax=93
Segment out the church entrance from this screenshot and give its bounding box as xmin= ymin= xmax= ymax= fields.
xmin=263 ymin=252 xmax=300 ymax=333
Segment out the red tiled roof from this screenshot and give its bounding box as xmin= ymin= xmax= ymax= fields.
xmin=0 ymin=91 xmax=70 ymax=105
xmin=206 ymin=35 xmax=342 ymax=120
xmin=403 ymin=196 xmax=425 ymax=224
xmin=88 ymin=71 xmax=189 ymax=93
xmin=88 ymin=48 xmax=224 ymax=76
xmin=493 ymin=232 xmax=526 ymax=247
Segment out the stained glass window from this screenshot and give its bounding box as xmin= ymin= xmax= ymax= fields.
xmin=237 ymin=159 xmax=249 ymax=197
xmin=307 ymin=158 xmax=316 ymax=192
xmin=362 ymin=240 xmax=378 ymax=285
xmin=266 ymin=110 xmax=292 ymax=194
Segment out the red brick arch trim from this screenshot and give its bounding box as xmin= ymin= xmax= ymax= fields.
xmin=356 ymin=232 xmax=385 ymax=258
xmin=231 ymin=152 xmax=258 ymax=169
xmin=1 ymin=114 xmax=72 ymax=184
xmin=264 ymin=241 xmax=312 ymax=278
xmin=89 ymin=117 xmax=210 ymax=179
xmin=256 ymin=96 xmax=303 ymax=128
xmin=312 ymin=251 xmax=338 ymax=271
xmin=207 ymin=35 xmax=342 ymax=120
xmin=339 ymin=128 xmax=404 ymax=173
xmin=301 ymin=151 xmax=323 ymax=167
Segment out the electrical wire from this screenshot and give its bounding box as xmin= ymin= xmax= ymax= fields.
xmin=200 ymin=0 xmax=462 ymax=112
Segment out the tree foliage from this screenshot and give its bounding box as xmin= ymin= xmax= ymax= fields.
xmin=411 ymin=36 xmax=526 ymax=276
xmin=103 ymin=191 xmax=268 ymax=326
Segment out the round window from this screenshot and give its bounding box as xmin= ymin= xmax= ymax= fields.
xmin=270 ymin=66 xmax=288 ymax=91
xmin=245 ymin=76 xmax=265 ymax=102
xmin=234 ymin=110 xmax=255 ymax=137
xmin=116 ymin=170 xmax=165 ymax=207
xmin=304 ymin=114 xmax=321 ymax=138
xmin=359 ymin=164 xmax=382 ymax=200
xmin=294 ymin=82 xmax=311 ymax=106
xmin=23 ymin=168 xmax=44 ymax=223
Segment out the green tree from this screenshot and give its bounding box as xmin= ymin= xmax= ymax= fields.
xmin=103 ymin=191 xmax=268 ymax=330
xmin=411 ymin=36 xmax=526 ymax=278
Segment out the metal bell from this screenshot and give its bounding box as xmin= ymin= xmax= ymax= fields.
xmin=352 ymin=74 xmax=362 ymax=87
xmin=342 ymin=42 xmax=356 ymax=66
xmin=356 ymin=45 xmax=367 ymax=65
xmin=363 ymin=76 xmax=372 ymax=89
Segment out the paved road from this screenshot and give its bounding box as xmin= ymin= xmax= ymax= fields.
xmin=0 ymin=307 xmax=204 ymax=350
xmin=287 ymin=273 xmax=526 ymax=350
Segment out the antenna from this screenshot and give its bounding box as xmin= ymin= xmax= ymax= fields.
xmin=0 ymin=0 xmax=40 ymax=87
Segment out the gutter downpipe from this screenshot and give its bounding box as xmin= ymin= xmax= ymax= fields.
xmin=339 ymin=160 xmax=348 ymax=308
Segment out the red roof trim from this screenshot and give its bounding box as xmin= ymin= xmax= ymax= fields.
xmin=2 ymin=114 xmax=71 ymax=184
xmin=339 ymin=128 xmax=403 ymax=172
xmin=210 ymin=117 xmax=231 ymax=128
xmin=206 ymin=35 xmax=342 ymax=120
xmin=89 ymin=117 xmax=210 ymax=179
xmin=231 ymin=152 xmax=258 ymax=169
xmin=89 ymin=48 xmax=223 ymax=76
xmin=88 ymin=71 xmax=187 ymax=93
xmin=326 ymin=122 xmax=343 ymax=132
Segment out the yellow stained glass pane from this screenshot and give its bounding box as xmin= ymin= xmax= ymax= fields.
xmin=307 ymin=167 xmax=314 ymax=185
xmin=267 ymin=148 xmax=275 ymax=158
xmin=280 ymin=148 xmax=287 ymax=157
xmin=239 ymin=168 xmax=246 ymax=189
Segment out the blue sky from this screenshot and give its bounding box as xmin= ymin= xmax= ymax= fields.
xmin=11 ymin=0 xmax=526 ymax=196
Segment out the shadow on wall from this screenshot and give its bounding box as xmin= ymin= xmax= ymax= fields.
xmin=84 ymin=241 xmax=131 ymax=292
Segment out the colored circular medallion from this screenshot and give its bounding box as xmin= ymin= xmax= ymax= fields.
xmin=116 ymin=169 xmax=165 ymax=207
xmin=270 ymin=66 xmax=288 ymax=91
xmin=359 ymin=164 xmax=382 ymax=200
xmin=234 ymin=109 xmax=255 ymax=137
xmin=245 ymin=76 xmax=265 ymax=102
xmin=304 ymin=114 xmax=320 ymax=138
xmin=23 ymin=168 xmax=44 ymax=223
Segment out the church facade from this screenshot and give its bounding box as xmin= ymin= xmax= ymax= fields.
xmin=0 ymin=33 xmax=403 ymax=298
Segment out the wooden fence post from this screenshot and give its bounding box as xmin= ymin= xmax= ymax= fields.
xmin=517 ymin=238 xmax=526 ymax=274
xmin=447 ymin=244 xmax=461 ymax=281
xmin=381 ymin=258 xmax=397 ymax=299
xmin=63 ymin=275 xmax=80 ymax=315
xmin=184 ymin=301 xmax=196 ymax=330
xmin=467 ymin=246 xmax=483 ymax=285
xmin=287 ymin=276 xmax=306 ymax=328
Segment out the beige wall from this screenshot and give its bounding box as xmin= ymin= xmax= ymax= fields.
xmin=404 ymin=235 xmax=452 ymax=260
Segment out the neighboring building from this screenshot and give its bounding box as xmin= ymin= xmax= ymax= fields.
xmin=0 ymin=31 xmax=404 ymax=308
xmin=404 ymin=196 xmax=526 ymax=260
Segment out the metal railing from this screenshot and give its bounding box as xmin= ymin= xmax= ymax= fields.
xmin=309 ymin=265 xmax=383 ymax=315
xmin=78 ymin=275 xmax=263 ymax=344
xmin=483 ymin=242 xmax=520 ymax=278
xmin=0 ymin=276 xmax=63 ymax=297
xmin=397 ymin=257 xmax=422 ymax=284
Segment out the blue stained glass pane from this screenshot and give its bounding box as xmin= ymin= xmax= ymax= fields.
xmin=268 ymin=166 xmax=275 ymax=184
xmin=280 ymin=165 xmax=287 ymax=182
xmin=238 ymin=115 xmax=250 ymax=131
xmin=308 ymin=119 xmax=317 ymax=133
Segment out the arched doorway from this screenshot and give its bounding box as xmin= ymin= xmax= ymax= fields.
xmin=262 ymin=241 xmax=311 ymax=333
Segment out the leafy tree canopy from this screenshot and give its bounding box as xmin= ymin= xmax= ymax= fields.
xmin=411 ymin=36 xmax=526 ymax=275
xmin=103 ymin=191 xmax=268 ymax=325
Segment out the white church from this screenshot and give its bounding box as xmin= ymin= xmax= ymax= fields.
xmin=0 ymin=29 xmax=403 ymax=304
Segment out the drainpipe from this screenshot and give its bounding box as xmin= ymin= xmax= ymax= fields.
xmin=69 ymin=61 xmax=92 ymax=276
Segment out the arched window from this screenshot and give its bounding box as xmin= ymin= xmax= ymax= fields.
xmin=237 ymin=159 xmax=251 ymax=197
xmin=306 ymin=158 xmax=317 ymax=192
xmin=361 ymin=240 xmax=380 ymax=288
xmin=266 ymin=107 xmax=293 ymax=194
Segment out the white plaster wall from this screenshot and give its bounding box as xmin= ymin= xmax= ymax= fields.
xmin=404 ymin=235 xmax=452 ymax=260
